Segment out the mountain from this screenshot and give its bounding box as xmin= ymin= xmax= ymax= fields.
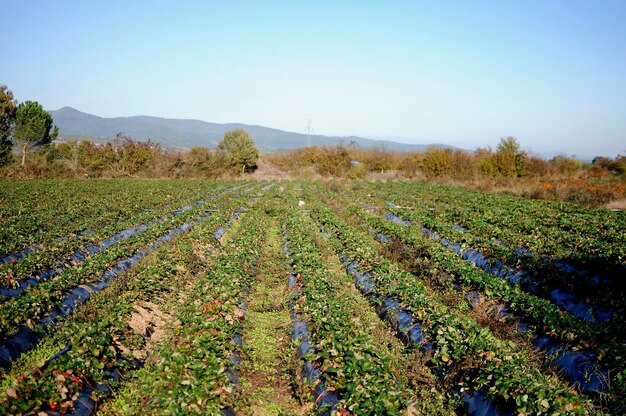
xmin=49 ymin=107 xmax=459 ymax=153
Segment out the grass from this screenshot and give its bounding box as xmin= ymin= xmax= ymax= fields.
xmin=237 ymin=215 xmax=308 ymax=416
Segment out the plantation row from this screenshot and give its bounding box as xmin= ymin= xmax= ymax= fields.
xmin=0 ymin=179 xmax=623 ymax=414
xmin=0 ymin=180 xmax=268 ymax=414
xmin=313 ymin=180 xmax=625 ymax=413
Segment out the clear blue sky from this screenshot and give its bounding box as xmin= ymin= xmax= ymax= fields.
xmin=2 ymin=1 xmax=625 ymax=156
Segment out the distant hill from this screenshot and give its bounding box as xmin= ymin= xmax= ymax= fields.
xmin=535 ymin=151 xmax=595 ymax=163
xmin=49 ymin=107 xmax=459 ymax=153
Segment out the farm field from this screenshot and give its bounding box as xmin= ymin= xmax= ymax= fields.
xmin=0 ymin=179 xmax=624 ymax=415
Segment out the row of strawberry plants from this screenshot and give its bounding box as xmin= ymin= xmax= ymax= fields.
xmin=0 ymin=190 xmax=252 ymax=414
xmin=0 ymin=179 xmax=234 ymax=257
xmin=1 ymin=182 xmax=251 ymax=293
xmin=306 ymin=189 xmax=596 ymax=415
xmin=321 ymin=182 xmax=626 ymax=411
xmin=283 ymin=226 xmax=340 ymax=414
xmin=366 ymin=181 xmax=625 ymax=273
xmin=0 ymin=184 xmax=229 ymax=292
xmin=356 ymin=205 xmax=625 ymax=357
xmin=0 ymin=183 xmax=210 ymax=264
xmin=0 ymin=185 xmax=255 ymax=344
xmin=364 ymin=180 xmax=624 ymax=300
xmin=103 ymin=196 xmax=267 ymax=414
xmin=304 ymin=189 xmax=503 ymax=415
xmin=378 ymin=211 xmax=616 ymax=392
xmin=337 ymin=181 xmax=625 ymax=328
xmin=0 ymin=182 xmax=250 ymax=276
xmin=386 ymin=205 xmax=623 ymax=325
xmin=282 ymin=206 xmax=422 ymax=414
xmin=0 ymin=211 xmax=215 ymax=370
xmin=351 ymin=205 xmax=626 ymax=413
xmin=320 ymin=181 xmax=626 ymax=410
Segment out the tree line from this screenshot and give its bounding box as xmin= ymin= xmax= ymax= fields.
xmin=267 ymin=137 xmax=625 ymax=179
xmin=266 ymin=139 xmax=626 ymax=206
xmin=0 ymin=85 xmax=259 ymax=178
xmin=1 ymin=131 xmax=259 ymax=179
xmin=2 ymin=83 xmax=624 ymax=207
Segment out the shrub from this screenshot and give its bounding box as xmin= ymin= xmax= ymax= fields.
xmin=550 ymin=155 xmax=582 ymax=175
xmin=421 ymin=147 xmax=453 ymax=177
xmin=316 ymin=146 xmax=352 ymax=176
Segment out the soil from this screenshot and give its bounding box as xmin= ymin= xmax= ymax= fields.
xmin=250 ymin=159 xmax=292 ymax=180
xmin=128 ymin=302 xmax=173 ymax=345
xmin=606 ymin=197 xmax=626 ymax=211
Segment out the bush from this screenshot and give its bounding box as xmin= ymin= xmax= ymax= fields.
xmin=317 ymin=146 xmax=352 ymax=177
xmin=348 ymin=163 xmax=367 ymax=179
xmin=450 ymin=150 xmax=475 ymax=179
xmin=421 ymin=147 xmax=453 ymax=177
xmin=550 ymin=155 xmax=582 ymax=175
xmin=524 ymin=156 xmax=551 ymax=177
xmin=397 ymin=153 xmax=422 ymax=178
xmin=112 ymin=135 xmax=156 ymax=176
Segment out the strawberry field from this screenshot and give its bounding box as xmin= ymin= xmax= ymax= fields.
xmin=0 ymin=179 xmax=624 ymax=415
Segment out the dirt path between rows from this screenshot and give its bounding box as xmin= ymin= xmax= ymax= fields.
xmin=237 ymin=217 xmax=309 ymax=415
xmin=250 ymin=159 xmax=292 ymax=180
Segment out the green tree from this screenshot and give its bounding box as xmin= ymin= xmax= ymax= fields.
xmin=481 ymin=137 xmax=527 ymax=178
xmin=216 ymin=129 xmax=259 ymax=173
xmin=13 ymin=101 xmax=58 ymax=166
xmin=0 ymin=85 xmax=17 ymax=166
xmin=495 ymin=136 xmax=526 ymax=177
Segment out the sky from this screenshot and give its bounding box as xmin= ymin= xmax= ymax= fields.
xmin=2 ymin=1 xmax=625 ymax=157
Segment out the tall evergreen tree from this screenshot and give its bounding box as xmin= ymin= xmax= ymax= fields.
xmin=13 ymin=101 xmax=58 ymax=166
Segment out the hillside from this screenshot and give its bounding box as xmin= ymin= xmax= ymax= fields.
xmin=49 ymin=107 xmax=456 ymax=153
